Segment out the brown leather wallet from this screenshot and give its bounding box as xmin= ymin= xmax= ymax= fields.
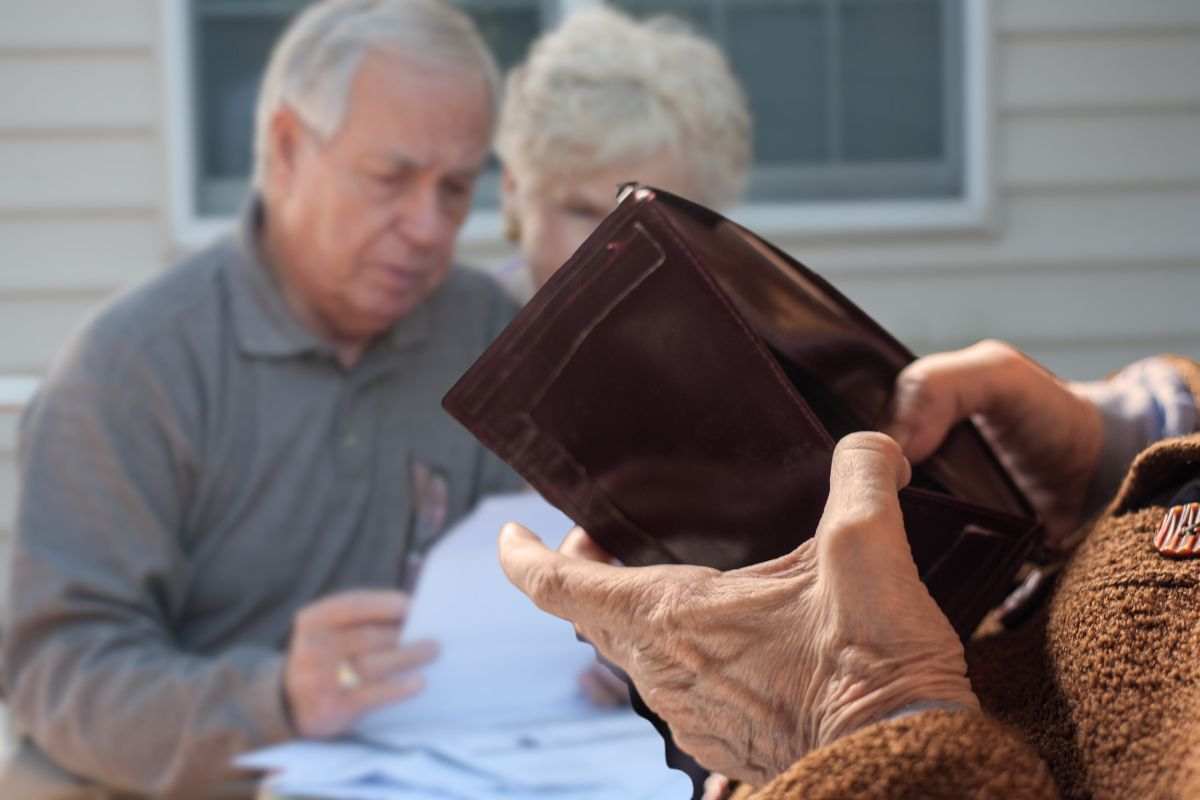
xmin=445 ymin=186 xmax=1041 ymax=794
xmin=446 ymin=185 xmax=1040 ymax=638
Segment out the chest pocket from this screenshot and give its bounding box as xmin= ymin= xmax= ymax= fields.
xmin=399 ymin=458 xmax=452 ymax=591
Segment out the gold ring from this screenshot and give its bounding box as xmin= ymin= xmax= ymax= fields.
xmin=335 ymin=659 xmax=362 ymax=692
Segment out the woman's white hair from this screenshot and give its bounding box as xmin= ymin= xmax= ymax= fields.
xmin=253 ymin=0 xmax=500 ymax=188
xmin=496 ymin=6 xmax=752 ymax=209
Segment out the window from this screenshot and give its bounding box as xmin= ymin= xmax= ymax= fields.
xmin=613 ymin=0 xmax=964 ymax=203
xmin=165 ymin=0 xmax=987 ymax=243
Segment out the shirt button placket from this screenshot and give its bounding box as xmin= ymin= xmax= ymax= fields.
xmin=335 ymin=381 xmax=372 ymax=476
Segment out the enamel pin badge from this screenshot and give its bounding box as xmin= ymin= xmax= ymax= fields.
xmin=1155 ymin=502 xmax=1200 ymax=558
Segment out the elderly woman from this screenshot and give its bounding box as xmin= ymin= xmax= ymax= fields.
xmin=495 ymin=6 xmax=752 ymax=292
xmin=501 ymin=342 xmax=1200 ymax=798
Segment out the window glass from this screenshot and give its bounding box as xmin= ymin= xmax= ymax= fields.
xmin=187 ymin=0 xmax=962 ymax=217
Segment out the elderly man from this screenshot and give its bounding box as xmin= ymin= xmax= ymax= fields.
xmin=2 ymin=1 xmax=520 ymax=796
xmin=503 ymin=342 xmax=1200 ymax=798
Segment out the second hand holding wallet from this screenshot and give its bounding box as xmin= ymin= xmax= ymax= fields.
xmin=444 ymin=186 xmax=1042 ymax=786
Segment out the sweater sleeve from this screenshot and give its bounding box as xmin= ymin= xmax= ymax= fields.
xmin=733 ymin=710 xmax=1058 ymax=800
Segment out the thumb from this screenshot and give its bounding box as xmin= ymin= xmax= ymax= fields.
xmin=498 ymin=522 xmax=631 ymax=627
xmin=826 ymin=432 xmax=911 ymax=516
xmin=817 ymin=433 xmax=927 ymax=626
xmin=817 ymin=432 xmax=911 ymax=553
xmin=883 ymin=341 xmax=1038 ymax=463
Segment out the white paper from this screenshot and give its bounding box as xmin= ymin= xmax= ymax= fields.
xmin=356 ymin=492 xmax=599 ymax=741
xmin=242 ymin=492 xmax=691 ymax=799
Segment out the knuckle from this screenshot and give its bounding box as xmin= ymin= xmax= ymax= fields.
xmin=526 ymin=562 xmax=567 ymax=609
xmin=971 ymin=338 xmax=1021 ymax=369
xmin=820 ymin=514 xmax=890 ymax=561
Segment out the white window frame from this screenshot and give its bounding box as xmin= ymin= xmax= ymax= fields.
xmin=161 ymin=0 xmax=994 ymax=251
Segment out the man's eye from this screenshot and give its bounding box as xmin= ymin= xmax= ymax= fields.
xmin=375 ymin=172 xmax=406 ymax=186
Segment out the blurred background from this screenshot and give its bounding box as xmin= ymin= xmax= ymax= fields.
xmin=0 ymin=0 xmax=1198 ymax=701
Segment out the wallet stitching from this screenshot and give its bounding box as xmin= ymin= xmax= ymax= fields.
xmin=525 ymin=224 xmax=667 ymax=411
xmin=447 ymin=201 xmax=644 ymax=416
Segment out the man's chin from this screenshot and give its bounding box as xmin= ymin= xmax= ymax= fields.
xmin=360 ymin=297 xmax=424 ymax=333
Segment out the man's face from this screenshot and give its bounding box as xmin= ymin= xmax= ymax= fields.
xmin=267 ymin=51 xmax=492 ymax=342
xmin=505 ymin=154 xmax=696 ymax=290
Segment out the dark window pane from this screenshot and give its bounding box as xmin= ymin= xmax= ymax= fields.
xmin=196 ymin=15 xmax=287 ymax=180
xmin=725 ymin=2 xmax=828 ymax=165
xmin=186 ymin=0 xmax=963 ymax=216
xmin=839 ymin=0 xmax=944 ymax=161
xmin=456 ymin=1 xmax=543 ymax=72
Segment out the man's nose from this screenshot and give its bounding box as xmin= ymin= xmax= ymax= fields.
xmin=394 ymin=182 xmax=445 ymax=249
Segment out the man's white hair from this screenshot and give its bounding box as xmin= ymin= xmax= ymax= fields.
xmin=496 ymin=6 xmax=752 ymax=209
xmin=253 ymin=0 xmax=500 ymax=188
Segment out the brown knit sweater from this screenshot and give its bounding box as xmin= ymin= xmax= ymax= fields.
xmin=737 ymin=360 xmax=1200 ymax=800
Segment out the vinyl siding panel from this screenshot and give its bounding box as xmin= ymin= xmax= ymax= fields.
xmin=1001 ymin=113 xmax=1200 ymax=190
xmin=0 ymin=137 xmax=162 ymax=211
xmin=0 ymin=293 xmax=114 ymax=374
xmin=0 ymin=1 xmax=156 ymax=50
xmin=0 ymin=456 xmax=15 ymax=538
xmin=0 ymin=216 xmax=164 ymax=292
xmin=0 ymin=54 xmax=158 ymax=130
xmin=1000 ymin=37 xmax=1200 ymax=112
xmin=998 ymin=0 xmax=1200 ymax=35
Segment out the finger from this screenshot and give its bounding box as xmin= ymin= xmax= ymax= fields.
xmin=324 ymin=623 xmax=403 ymax=656
xmin=297 ymin=590 xmax=409 ymax=631
xmin=560 ymin=527 xmax=617 ymax=564
xmin=498 ymin=522 xmax=636 ymax=628
xmin=884 ymin=340 xmax=1040 ymax=462
xmin=347 ymin=671 xmax=426 ymax=718
xmin=818 ymin=432 xmax=910 ymax=545
xmin=355 ymin=639 xmax=440 ymax=682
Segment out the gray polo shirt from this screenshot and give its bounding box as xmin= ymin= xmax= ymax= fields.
xmin=1 ymin=211 xmax=521 ymax=797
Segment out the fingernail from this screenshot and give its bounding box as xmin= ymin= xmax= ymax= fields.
xmin=501 ymin=522 xmax=539 ymax=543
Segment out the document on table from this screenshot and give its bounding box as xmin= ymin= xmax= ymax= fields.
xmin=238 ymin=491 xmax=691 ymax=799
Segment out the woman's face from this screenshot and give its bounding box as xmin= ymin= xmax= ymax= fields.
xmin=504 ymin=154 xmax=698 ymax=289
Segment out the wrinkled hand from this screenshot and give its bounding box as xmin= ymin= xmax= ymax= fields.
xmin=285 ymin=589 xmax=439 ymax=738
xmin=500 ymin=433 xmax=977 ymax=785
xmin=885 ymin=340 xmax=1102 ymax=546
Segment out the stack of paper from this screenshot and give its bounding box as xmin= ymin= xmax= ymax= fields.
xmin=238 ymin=492 xmax=691 ymax=799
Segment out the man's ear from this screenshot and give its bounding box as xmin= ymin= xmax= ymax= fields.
xmin=264 ymin=105 xmax=306 ymax=196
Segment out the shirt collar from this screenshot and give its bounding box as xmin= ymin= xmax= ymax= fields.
xmin=227 ymin=198 xmax=432 ymax=360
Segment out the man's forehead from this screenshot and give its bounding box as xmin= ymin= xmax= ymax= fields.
xmin=351 ymin=49 xmax=493 ymax=119
xmin=337 ymin=52 xmax=493 ymax=171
